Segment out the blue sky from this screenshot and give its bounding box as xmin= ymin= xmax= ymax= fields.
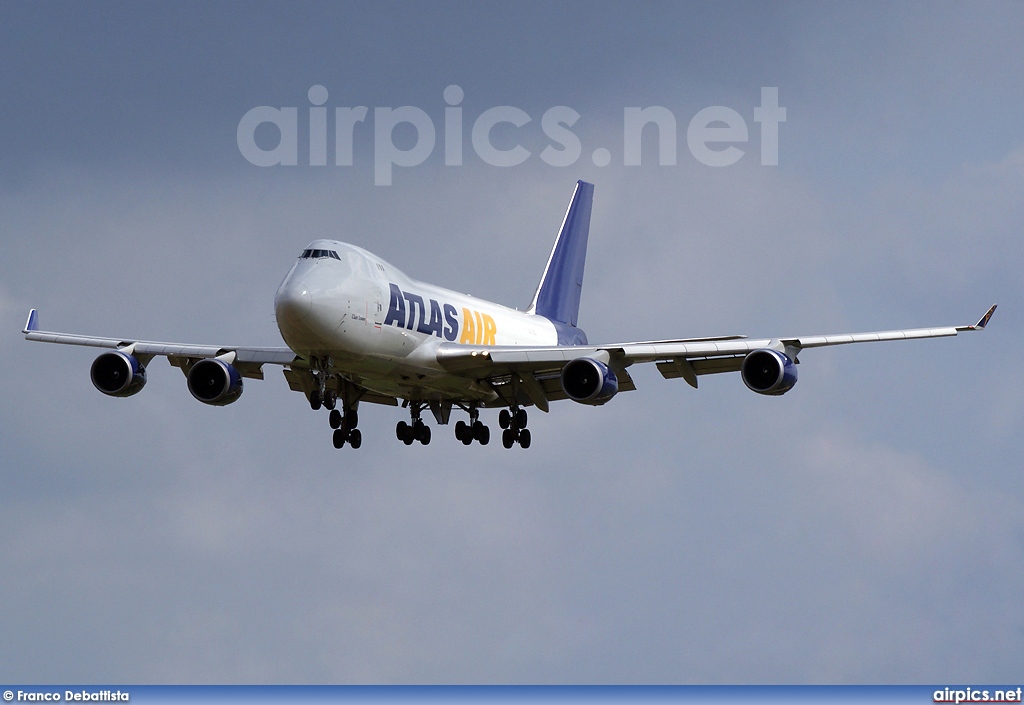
xmin=1 ymin=0 xmax=1022 ymax=683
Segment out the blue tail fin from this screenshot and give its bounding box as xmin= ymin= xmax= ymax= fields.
xmin=528 ymin=180 xmax=594 ymax=330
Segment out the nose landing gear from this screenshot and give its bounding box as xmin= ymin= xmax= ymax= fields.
xmin=307 ymin=359 xmax=362 ymax=449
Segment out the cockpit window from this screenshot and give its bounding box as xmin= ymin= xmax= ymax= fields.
xmin=300 ymin=249 xmax=341 ymax=260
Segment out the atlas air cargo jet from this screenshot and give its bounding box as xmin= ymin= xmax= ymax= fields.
xmin=23 ymin=181 xmax=997 ymax=450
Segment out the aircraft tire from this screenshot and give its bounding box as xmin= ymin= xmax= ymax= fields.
xmin=329 ymin=409 xmax=342 ymax=429
xmin=397 ymin=421 xmax=409 ymax=441
xmin=348 ymin=429 xmax=362 ymax=449
xmin=310 ymin=391 xmax=322 ymax=411
xmin=478 ymin=425 xmax=490 ymax=445
xmin=516 ymin=409 xmax=528 ymax=429
xmin=519 ymin=429 xmax=531 ymax=449
xmin=323 ymin=391 xmax=337 ymax=410
xmin=333 ymin=429 xmax=346 ymax=449
xmin=420 ymin=425 xmax=431 ymax=445
xmin=499 ymin=410 xmax=511 ymax=429
xmin=502 ymin=429 xmax=514 ymax=449
xmin=455 ymin=420 xmax=468 ymax=441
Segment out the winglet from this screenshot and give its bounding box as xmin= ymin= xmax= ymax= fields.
xmin=957 ymin=304 xmax=997 ymax=332
xmin=23 ymin=309 xmax=39 ymax=334
xmin=974 ymin=304 xmax=997 ymax=330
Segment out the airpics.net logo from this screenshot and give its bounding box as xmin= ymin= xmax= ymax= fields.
xmin=237 ymin=85 xmax=786 ymax=185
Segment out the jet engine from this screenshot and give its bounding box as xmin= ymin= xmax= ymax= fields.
xmin=561 ymin=357 xmax=619 ymax=405
xmin=90 ymin=350 xmax=147 ymax=397
xmin=740 ymin=348 xmax=798 ymax=396
xmin=187 ymin=358 xmax=244 ymax=406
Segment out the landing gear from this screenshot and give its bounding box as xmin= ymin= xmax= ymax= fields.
xmin=329 ymin=408 xmax=358 ymax=430
xmin=455 ymin=405 xmax=489 ymax=445
xmin=455 ymin=420 xmax=490 ymax=445
xmin=307 ymin=360 xmax=362 ymax=450
xmin=397 ymin=403 xmax=431 ymax=445
xmin=333 ymin=427 xmax=362 ymax=449
xmin=329 ymin=405 xmax=360 ymax=449
xmin=322 ymin=390 xmax=337 ymax=411
xmin=499 ymin=406 xmax=530 ymax=448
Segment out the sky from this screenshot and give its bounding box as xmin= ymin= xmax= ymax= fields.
xmin=1 ymin=0 xmax=1023 ymax=684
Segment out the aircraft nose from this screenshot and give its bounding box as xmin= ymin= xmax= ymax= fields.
xmin=275 ymin=279 xmax=312 ymax=324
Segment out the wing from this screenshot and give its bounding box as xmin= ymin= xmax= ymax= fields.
xmin=22 ymin=308 xmax=402 ymax=407
xmin=22 ymin=308 xmax=296 ymax=380
xmin=436 ymin=305 xmax=997 ymax=410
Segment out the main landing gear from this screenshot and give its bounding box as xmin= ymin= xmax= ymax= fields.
xmin=499 ymin=406 xmax=531 ymax=449
xmin=396 ymin=402 xmax=431 ymax=446
xmin=454 ymin=405 xmax=489 ymax=446
xmin=330 ymin=406 xmax=361 ymax=449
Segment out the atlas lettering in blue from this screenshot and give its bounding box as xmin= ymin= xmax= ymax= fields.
xmin=384 ymin=283 xmax=459 ymax=341
xmin=383 ymin=283 xmax=497 ymax=345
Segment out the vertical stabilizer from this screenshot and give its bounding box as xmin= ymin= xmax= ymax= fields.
xmin=527 ymin=180 xmax=594 ymax=328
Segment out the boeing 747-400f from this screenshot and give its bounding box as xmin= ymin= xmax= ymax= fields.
xmin=23 ymin=181 xmax=996 ymax=450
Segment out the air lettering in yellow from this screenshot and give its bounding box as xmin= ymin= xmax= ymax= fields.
xmin=459 ymin=307 xmax=476 ymax=344
xmin=458 ymin=308 xmax=498 ymax=345
xmin=481 ymin=314 xmax=496 ymax=345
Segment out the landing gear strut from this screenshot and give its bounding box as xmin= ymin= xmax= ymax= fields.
xmin=397 ymin=402 xmax=431 ymax=445
xmin=454 ymin=405 xmax=489 ymax=445
xmin=499 ymin=406 xmax=531 ymax=449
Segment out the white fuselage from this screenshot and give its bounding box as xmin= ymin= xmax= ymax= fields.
xmin=273 ymin=240 xmax=557 ymax=399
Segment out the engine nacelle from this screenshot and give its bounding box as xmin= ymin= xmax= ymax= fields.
xmin=561 ymin=357 xmax=619 ymax=405
xmin=741 ymin=348 xmax=798 ymax=396
xmin=187 ymin=358 xmax=243 ymax=406
xmin=91 ymin=351 xmax=147 ymax=397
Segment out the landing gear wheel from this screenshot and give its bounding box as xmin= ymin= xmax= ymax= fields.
xmin=415 ymin=422 xmax=431 ymax=445
xmin=478 ymin=425 xmax=490 ymax=445
xmin=323 ymin=390 xmax=337 ymax=410
xmin=499 ymin=409 xmax=511 ymax=429
xmin=348 ymin=429 xmax=362 ymax=449
xmin=397 ymin=421 xmax=409 ymax=442
xmin=329 ymin=409 xmax=342 ymax=429
xmin=348 ymin=409 xmax=358 ymax=429
xmin=333 ymin=429 xmax=347 ymax=449
xmin=516 ymin=408 xmax=528 ymax=429
xmin=455 ymin=420 xmax=468 ymax=442
xmin=519 ymin=428 xmax=531 ymax=448
xmin=310 ymin=390 xmax=322 ymax=411
xmin=502 ymin=428 xmax=515 ymax=449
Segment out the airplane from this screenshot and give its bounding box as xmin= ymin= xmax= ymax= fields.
xmin=23 ymin=180 xmax=997 ymax=450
